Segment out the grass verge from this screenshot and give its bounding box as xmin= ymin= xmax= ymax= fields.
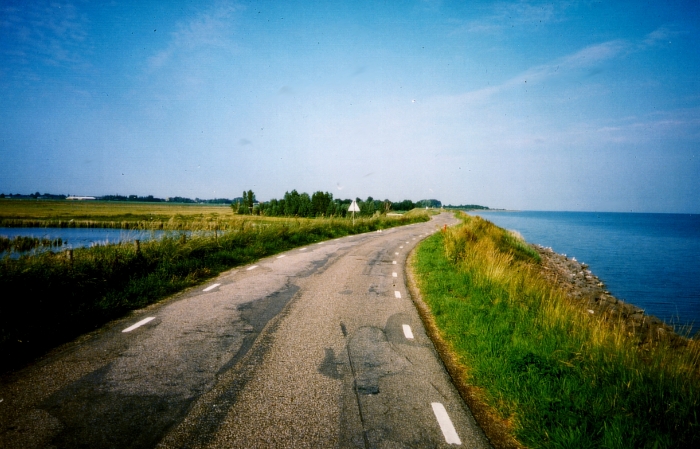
xmin=411 ymin=213 xmax=699 ymax=449
xmin=1 ymin=212 xmax=428 ymax=374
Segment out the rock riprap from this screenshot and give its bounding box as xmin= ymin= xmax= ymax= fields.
xmin=532 ymin=244 xmax=689 ymax=348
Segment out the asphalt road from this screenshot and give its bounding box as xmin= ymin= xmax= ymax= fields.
xmin=0 ymin=212 xmax=491 ymax=448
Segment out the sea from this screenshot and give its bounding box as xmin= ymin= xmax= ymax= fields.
xmin=467 ymin=211 xmax=700 ymax=337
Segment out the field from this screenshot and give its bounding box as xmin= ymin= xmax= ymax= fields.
xmin=412 ymin=212 xmax=700 ymax=448
xmin=0 ymin=199 xmax=237 ymax=229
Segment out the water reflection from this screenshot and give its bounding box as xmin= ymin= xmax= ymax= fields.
xmin=0 ymin=227 xmax=203 ymax=257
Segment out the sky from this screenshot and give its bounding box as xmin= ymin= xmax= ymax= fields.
xmin=1 ymin=0 xmax=699 ymax=212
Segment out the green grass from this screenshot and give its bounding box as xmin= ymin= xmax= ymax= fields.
xmin=0 ymin=213 xmax=429 ymax=374
xmin=413 ymin=213 xmax=700 ymax=449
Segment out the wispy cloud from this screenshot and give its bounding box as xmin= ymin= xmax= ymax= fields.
xmin=450 ymin=1 xmax=562 ymax=35
xmin=1 ymin=1 xmax=91 ymax=72
xmin=447 ymin=39 xmax=626 ymax=104
xmin=594 ymin=108 xmax=700 ymax=143
xmin=640 ymin=25 xmax=684 ymax=48
xmin=147 ymin=3 xmax=240 ymax=71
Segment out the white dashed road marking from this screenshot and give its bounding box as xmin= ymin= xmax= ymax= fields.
xmin=395 ymin=252 xmax=399 ymax=255
xmin=393 ymin=261 xmax=397 ymax=265
xmin=402 ymin=324 xmax=414 ymax=339
xmin=394 ymin=291 xmax=401 ymax=299
xmin=299 ymin=248 xmax=307 ymax=251
xmin=203 ymin=283 xmax=220 ymax=292
xmin=122 ymin=317 xmax=156 ymax=333
xmin=400 ymin=246 xmax=404 ymax=249
xmin=277 ymin=255 xmax=286 ymax=259
xmin=247 ymin=265 xmax=258 ymax=271
xmin=431 ymin=402 xmax=462 ymax=445
xmin=392 ymin=272 xmax=397 ymax=277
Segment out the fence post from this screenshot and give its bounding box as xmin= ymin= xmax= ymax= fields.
xmin=66 ymin=249 xmax=73 ymax=266
xmin=134 ymin=239 xmax=140 ymax=254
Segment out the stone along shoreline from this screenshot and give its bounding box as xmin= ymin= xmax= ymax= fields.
xmin=532 ymin=244 xmax=691 ymax=348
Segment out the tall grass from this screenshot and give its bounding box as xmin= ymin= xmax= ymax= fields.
xmin=0 ymin=213 xmax=428 ymax=374
xmin=414 ymin=213 xmax=699 ymax=448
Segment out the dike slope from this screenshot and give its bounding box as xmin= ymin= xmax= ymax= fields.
xmin=532 ymin=244 xmax=690 ymax=348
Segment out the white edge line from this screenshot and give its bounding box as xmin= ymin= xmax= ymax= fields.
xmin=431 ymin=402 xmax=462 ymax=445
xmin=402 ymin=324 xmax=414 ymax=339
xmin=247 ymin=265 xmax=258 ymax=270
xmin=277 ymin=254 xmax=286 ymax=258
xmin=122 ymin=317 xmax=156 ymax=333
xmin=394 ymin=291 xmax=401 ymax=299
xmin=203 ymin=283 xmax=221 ymax=292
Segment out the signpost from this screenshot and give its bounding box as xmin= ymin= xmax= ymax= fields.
xmin=348 ymin=199 xmax=360 ymax=225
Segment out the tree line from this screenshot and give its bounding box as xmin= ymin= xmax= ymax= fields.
xmin=0 ymin=192 xmax=240 ymax=204
xmin=443 ymin=204 xmax=490 ymax=210
xmin=231 ymin=190 xmax=442 ymax=218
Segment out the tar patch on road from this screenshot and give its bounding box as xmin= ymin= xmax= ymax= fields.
xmin=348 ymin=327 xmax=410 ymax=395
xmin=318 ymin=348 xmax=343 ymax=380
xmin=39 ymin=365 xmax=192 ymax=449
xmin=177 ymin=282 xmax=302 ymax=447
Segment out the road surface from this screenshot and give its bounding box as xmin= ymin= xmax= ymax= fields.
xmin=0 ymin=213 xmax=490 ymax=448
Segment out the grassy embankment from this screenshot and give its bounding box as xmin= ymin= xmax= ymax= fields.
xmin=0 ymin=205 xmax=429 ymax=374
xmin=412 ymin=212 xmax=699 ymax=449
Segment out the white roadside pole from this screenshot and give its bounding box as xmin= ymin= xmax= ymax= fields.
xmin=348 ymin=199 xmax=360 ymax=225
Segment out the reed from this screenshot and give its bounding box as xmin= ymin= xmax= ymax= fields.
xmin=0 ymin=235 xmax=63 ymax=253
xmin=0 ymin=213 xmax=429 ymax=373
xmin=413 ymin=212 xmax=699 ymax=448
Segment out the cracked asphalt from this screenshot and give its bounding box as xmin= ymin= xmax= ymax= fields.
xmin=0 ymin=213 xmax=490 ymax=448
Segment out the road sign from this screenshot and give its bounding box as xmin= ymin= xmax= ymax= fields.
xmin=348 ymin=200 xmax=360 ymax=212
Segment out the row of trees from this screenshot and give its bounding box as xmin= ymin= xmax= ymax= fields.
xmin=0 ymin=192 xmax=241 ymax=204
xmin=443 ymin=204 xmax=490 ymax=210
xmin=1 ymin=192 xmax=67 ymax=199
xmin=101 ymin=194 xmax=238 ymax=204
xmin=232 ymin=190 xmax=442 ymax=218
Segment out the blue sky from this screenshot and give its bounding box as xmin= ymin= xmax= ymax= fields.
xmin=1 ymin=0 xmax=699 ymax=212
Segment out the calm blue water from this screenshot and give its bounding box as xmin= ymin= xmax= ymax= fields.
xmin=0 ymin=228 xmax=173 ymax=254
xmin=468 ymin=211 xmax=700 ymax=336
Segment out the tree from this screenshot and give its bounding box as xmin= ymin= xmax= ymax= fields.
xmin=283 ymin=190 xmax=300 ymax=216
xmin=383 ymin=199 xmax=392 ymax=213
xmin=298 ymin=193 xmax=312 ymax=217
xmin=311 ymin=191 xmax=333 ymax=217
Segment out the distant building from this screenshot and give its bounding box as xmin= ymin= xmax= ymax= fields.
xmin=66 ymin=196 xmax=96 ymax=200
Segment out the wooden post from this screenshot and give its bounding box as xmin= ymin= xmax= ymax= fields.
xmin=134 ymin=239 xmax=140 ymax=254
xmin=66 ymin=249 xmax=73 ymax=266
